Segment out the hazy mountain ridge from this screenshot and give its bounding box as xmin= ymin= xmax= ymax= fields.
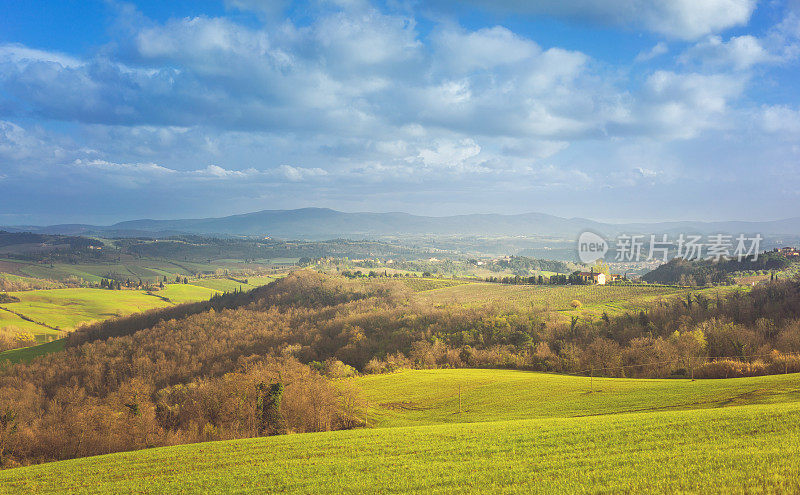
xmin=4 ymin=208 xmax=800 ymax=240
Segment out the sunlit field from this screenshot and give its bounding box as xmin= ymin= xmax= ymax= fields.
xmin=416 ymin=282 xmax=743 ymax=320
xmin=4 ymin=369 xmax=800 ymax=494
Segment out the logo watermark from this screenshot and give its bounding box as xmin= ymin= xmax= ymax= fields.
xmin=577 ymin=231 xmax=608 ymax=263
xmin=577 ymin=232 xmax=762 ymax=263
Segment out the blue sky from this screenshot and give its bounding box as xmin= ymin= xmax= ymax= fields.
xmin=1 ymin=0 xmax=799 ymax=225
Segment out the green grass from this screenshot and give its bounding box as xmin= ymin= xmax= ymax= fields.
xmin=155 ymin=284 xmax=219 ymax=304
xmin=247 ymin=275 xmax=279 ymax=286
xmin=188 ymin=278 xmax=246 ymax=292
xmin=8 ymin=258 xmax=278 ymax=285
xmin=0 ymin=279 xmax=277 ymax=363
xmin=396 ymin=277 xmax=467 ymax=292
xmin=3 ymin=369 xmax=800 ymax=493
xmin=355 ymin=369 xmax=800 ymax=427
xmin=189 ymin=276 xmax=276 ymax=293
xmin=417 ymin=282 xmax=742 ymax=320
xmin=0 ymin=338 xmax=66 ymax=364
xmin=0 ymin=309 xmax=53 ymax=335
xmin=0 ymin=288 xmax=174 ymax=331
xmin=0 ymin=284 xmax=222 ymax=333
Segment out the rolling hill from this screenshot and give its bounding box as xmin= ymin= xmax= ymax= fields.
xmin=3 ymin=369 xmax=800 ymax=493
xmin=6 ymin=208 xmax=800 ymax=240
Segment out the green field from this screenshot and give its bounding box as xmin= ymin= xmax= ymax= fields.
xmin=0 ymin=277 xmax=283 ymax=362
xmin=0 ymin=309 xmax=54 ymax=335
xmin=13 ymin=260 xmax=185 ymax=284
xmin=396 ymin=277 xmax=468 ymax=292
xmin=416 ymin=282 xmax=741 ymax=320
xmin=0 ymin=257 xmax=277 ymax=285
xmin=188 ymin=276 xmax=275 ymax=293
xmin=0 ymin=338 xmax=65 ymax=365
xmin=3 ymin=369 xmax=799 ymax=493
xmin=356 ymin=369 xmax=800 ymax=427
xmin=0 ymin=284 xmax=225 ymax=335
xmin=155 ymin=284 xmax=219 ymax=304
xmin=0 ymin=288 xmax=177 ymax=331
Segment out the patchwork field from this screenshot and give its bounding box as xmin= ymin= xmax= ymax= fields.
xmin=0 ymin=279 xmax=280 ymax=337
xmin=0 ymin=257 xmax=277 ymax=285
xmin=0 ymin=288 xmax=177 ymax=332
xmin=416 ymin=282 xmax=742 ymax=320
xmin=189 ymin=276 xmax=276 ymax=292
xmin=397 ymin=277 xmax=468 ymax=292
xmin=3 ymin=369 xmax=799 ymax=493
xmin=0 ymin=276 xmax=284 ymax=363
xmin=0 ymin=308 xmax=56 ymax=335
xmin=356 ymin=369 xmax=800 ymax=427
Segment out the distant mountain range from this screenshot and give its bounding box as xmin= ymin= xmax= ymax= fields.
xmin=4 ymin=208 xmax=800 ymax=240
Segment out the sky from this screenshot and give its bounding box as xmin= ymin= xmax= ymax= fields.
xmin=0 ymin=0 xmax=799 ymax=225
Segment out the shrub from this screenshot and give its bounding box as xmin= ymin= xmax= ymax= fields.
xmin=0 ymin=327 xmax=35 ymax=352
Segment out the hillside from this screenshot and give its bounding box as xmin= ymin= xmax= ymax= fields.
xmin=7 ymin=208 xmax=800 ymax=240
xmin=2 ymin=272 xmax=800 ymax=474
xmin=642 ymin=252 xmax=799 ymax=286
xmin=356 ymin=368 xmax=800 ymax=427
xmin=3 ymin=370 xmax=800 ymax=493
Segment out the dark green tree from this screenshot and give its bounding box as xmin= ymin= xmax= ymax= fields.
xmin=256 ymin=382 xmax=285 ymax=436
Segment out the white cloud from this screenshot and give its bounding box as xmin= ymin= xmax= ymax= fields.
xmin=432 ymin=0 xmax=756 ymax=39
xmin=416 ymin=139 xmax=482 ymax=170
xmin=620 ymin=70 xmax=747 ymax=139
xmin=432 ymin=26 xmax=539 ymax=73
xmin=635 ymin=42 xmax=668 ymax=62
xmin=312 ymin=9 xmax=422 ymax=70
xmin=74 ymin=159 xmax=177 ymax=175
xmin=135 ymin=17 xmax=272 ymax=65
xmin=681 ymin=35 xmax=778 ymax=70
xmin=192 ymin=164 xmax=256 ymax=178
xmin=0 ymin=121 xmax=44 ymax=160
xmin=760 ymin=105 xmax=800 ymax=135
xmin=277 ymin=165 xmax=329 ymax=181
xmin=520 ymin=164 xmax=593 ymax=188
xmin=0 ymin=4 xmax=757 ymax=148
xmin=1 ymin=1 xmax=797 ymax=221
xmin=0 ymin=43 xmax=81 ymax=68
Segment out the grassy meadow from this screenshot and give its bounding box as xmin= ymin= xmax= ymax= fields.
xmin=415 ymin=282 xmax=743 ymax=320
xmin=0 ymin=288 xmax=176 ymax=331
xmin=0 ymin=309 xmax=55 ymax=335
xmin=0 ymin=339 xmax=66 ymax=364
xmin=0 ymin=256 xmax=277 ymax=285
xmin=397 ymin=277 xmax=468 ymax=292
xmin=3 ymin=369 xmax=800 ymax=493
xmin=356 ymin=368 xmax=800 ymax=427
xmin=188 ymin=275 xmax=276 ymax=293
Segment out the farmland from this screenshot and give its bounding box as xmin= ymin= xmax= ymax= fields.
xmin=3 ymin=369 xmax=800 ymax=493
xmin=0 ymin=277 xmax=277 ymax=363
xmin=0 ymin=286 xmax=215 ymax=336
xmin=1 ymin=271 xmax=799 ymax=493
xmin=396 ymin=277 xmax=468 ymax=292
xmin=0 ymin=339 xmax=65 ymax=364
xmin=413 ymin=281 xmax=743 ymax=321
xmin=188 ymin=275 xmax=277 ymax=292
xmin=0 ymin=277 xmax=277 ymax=338
xmin=0 ymin=250 xmax=280 ymax=286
